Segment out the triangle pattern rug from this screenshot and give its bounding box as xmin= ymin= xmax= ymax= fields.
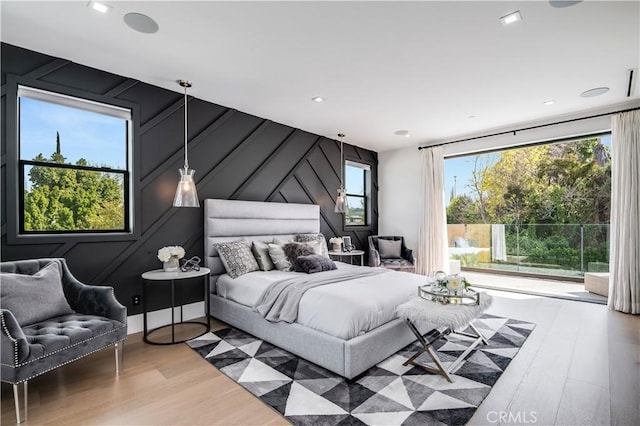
xmin=187 ymin=314 xmax=534 ymax=426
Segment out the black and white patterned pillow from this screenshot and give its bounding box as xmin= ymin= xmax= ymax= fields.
xmin=214 ymin=240 xmax=259 ymax=278
xmin=295 ymin=233 xmax=329 ymax=258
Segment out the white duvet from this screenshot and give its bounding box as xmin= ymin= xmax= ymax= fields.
xmin=216 ymin=262 xmax=428 ymax=340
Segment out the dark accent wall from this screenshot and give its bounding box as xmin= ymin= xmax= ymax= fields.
xmin=0 ymin=43 xmax=378 ymax=315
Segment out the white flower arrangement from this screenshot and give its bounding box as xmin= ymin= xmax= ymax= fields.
xmin=437 ymin=273 xmax=471 ymax=292
xmin=157 ymin=246 xmax=186 ymax=262
xmin=329 ymin=237 xmax=343 ymax=244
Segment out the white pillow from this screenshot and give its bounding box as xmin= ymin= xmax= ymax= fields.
xmin=251 ymin=241 xmax=275 ymax=271
xmin=267 ymin=243 xmax=292 ymax=271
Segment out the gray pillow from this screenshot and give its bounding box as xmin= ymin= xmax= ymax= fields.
xmin=268 ymin=243 xmax=293 ymax=271
xmin=378 ymin=239 xmax=402 ymax=259
xmin=252 ymin=241 xmax=275 ymax=271
xmin=296 ymin=255 xmax=337 ymax=274
xmin=295 ymin=233 xmax=330 ymax=258
xmin=283 ymin=242 xmax=322 ymax=272
xmin=1 ymin=260 xmax=74 ymax=326
xmin=214 ymin=240 xmax=260 ymax=278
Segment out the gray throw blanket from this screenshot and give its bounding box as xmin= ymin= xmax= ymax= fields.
xmin=254 ymin=268 xmax=389 ymax=323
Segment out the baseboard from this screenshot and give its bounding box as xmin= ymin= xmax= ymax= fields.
xmin=126 ymin=301 xmax=205 ymax=335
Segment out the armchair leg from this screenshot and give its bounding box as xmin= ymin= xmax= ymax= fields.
xmin=13 ymin=381 xmax=27 ymax=423
xmin=115 ymin=342 xmax=124 ymax=375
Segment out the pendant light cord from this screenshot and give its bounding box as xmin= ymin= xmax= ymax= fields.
xmin=183 ymin=83 xmax=189 ymax=170
xmin=338 ymin=133 xmax=345 ymax=189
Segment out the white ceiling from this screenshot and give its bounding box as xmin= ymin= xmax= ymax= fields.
xmin=1 ymin=1 xmax=639 ymax=152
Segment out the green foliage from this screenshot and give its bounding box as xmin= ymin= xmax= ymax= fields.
xmin=450 ymin=253 xmax=479 ymax=267
xmin=23 ymin=138 xmax=124 ymax=232
xmin=446 ymin=195 xmax=482 ymax=224
xmin=451 ymin=138 xmax=611 ymax=226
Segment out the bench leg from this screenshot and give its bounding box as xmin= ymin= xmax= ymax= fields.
xmin=403 ymin=319 xmax=489 ymax=383
xmin=115 ymin=342 xmax=124 ymax=375
xmin=13 ymin=381 xmax=27 ymax=423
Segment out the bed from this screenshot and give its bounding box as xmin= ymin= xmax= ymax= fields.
xmin=204 ymin=198 xmax=432 ymax=379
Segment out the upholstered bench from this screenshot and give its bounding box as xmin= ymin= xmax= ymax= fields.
xmin=1 ymin=258 xmax=127 ymax=423
xmin=396 ymin=293 xmax=492 ymax=382
xmin=584 ymin=272 xmax=609 ymax=297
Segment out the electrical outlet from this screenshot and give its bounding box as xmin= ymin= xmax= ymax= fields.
xmin=132 ymin=294 xmax=141 ymax=306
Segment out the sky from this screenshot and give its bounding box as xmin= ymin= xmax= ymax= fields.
xmin=20 ymin=97 xmax=127 ymax=169
xmin=444 ymin=134 xmax=612 ymax=206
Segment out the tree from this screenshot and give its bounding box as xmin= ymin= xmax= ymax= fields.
xmin=23 ymin=134 xmax=124 ymax=231
xmin=447 ymin=195 xmax=482 ymax=224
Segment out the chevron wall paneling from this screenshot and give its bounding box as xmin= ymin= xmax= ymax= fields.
xmin=0 ymin=43 xmax=379 ymax=314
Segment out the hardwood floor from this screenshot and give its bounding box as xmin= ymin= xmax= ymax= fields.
xmin=2 ymin=291 xmax=638 ymax=425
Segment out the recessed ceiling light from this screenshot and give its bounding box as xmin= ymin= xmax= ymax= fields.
xmin=544 ymin=100 xmax=556 ymax=105
xmin=580 ymin=87 xmax=609 ymax=98
xmin=468 ymin=115 xmax=477 ymax=119
xmin=500 ymin=11 xmax=522 ymax=25
xmin=124 ymin=12 xmax=159 ymax=34
xmin=549 ymin=1 xmax=583 ymax=8
xmin=89 ymin=1 xmax=111 ymax=14
xmin=394 ymin=130 xmax=410 ymax=137
xmin=311 ymin=96 xmax=324 ymax=102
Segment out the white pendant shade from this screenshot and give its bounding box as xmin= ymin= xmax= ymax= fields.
xmin=173 ymin=167 xmax=199 ymax=207
xmin=173 ymin=79 xmax=200 ymax=207
xmin=335 ymin=187 xmax=346 ymax=213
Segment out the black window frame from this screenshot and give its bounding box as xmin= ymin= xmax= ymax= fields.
xmin=6 ymin=74 xmax=140 ymax=244
xmin=344 ymin=159 xmax=373 ymax=229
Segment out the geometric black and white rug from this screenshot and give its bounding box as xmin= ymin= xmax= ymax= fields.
xmin=187 ymin=314 xmax=534 ymax=426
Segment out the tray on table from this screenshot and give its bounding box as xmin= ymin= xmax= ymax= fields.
xmin=418 ymin=285 xmax=481 ymax=305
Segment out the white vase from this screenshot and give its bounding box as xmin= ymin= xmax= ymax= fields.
xmin=163 ymin=255 xmax=179 ymax=272
xmin=331 ymin=243 xmax=342 ymax=252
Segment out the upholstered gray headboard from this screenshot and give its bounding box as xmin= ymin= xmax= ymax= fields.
xmin=204 ymin=199 xmax=320 ymax=289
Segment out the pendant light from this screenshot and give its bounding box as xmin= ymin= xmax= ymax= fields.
xmin=334 ymin=133 xmax=347 ymax=213
xmin=173 ymin=80 xmax=200 ymax=207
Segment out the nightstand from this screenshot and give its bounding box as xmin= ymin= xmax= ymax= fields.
xmin=141 ymin=267 xmax=211 ymax=345
xmin=328 ymin=250 xmax=365 ymax=266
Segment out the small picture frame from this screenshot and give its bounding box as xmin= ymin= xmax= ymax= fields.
xmin=342 ymin=236 xmax=353 ymax=252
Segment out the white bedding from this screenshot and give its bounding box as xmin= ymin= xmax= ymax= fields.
xmin=216 ymin=262 xmax=428 ymax=340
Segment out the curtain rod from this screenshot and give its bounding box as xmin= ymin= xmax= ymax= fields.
xmin=417 ymin=106 xmax=640 ymax=150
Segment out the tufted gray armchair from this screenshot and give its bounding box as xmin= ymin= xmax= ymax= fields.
xmin=0 ymin=258 xmax=127 ymax=423
xmin=368 ymin=236 xmax=416 ymax=273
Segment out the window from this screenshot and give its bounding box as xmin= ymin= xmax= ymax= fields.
xmin=345 ymin=160 xmax=371 ymax=226
xmin=17 ymin=85 xmax=132 ymax=235
xmin=444 ymin=134 xmax=611 ymax=279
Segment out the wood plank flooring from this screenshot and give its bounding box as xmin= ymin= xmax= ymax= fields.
xmin=2 ymin=290 xmax=638 ymax=425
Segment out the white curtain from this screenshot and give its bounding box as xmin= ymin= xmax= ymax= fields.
xmin=417 ymin=146 xmax=447 ymax=275
xmin=608 ymin=109 xmax=640 ymax=314
xmin=491 ymin=224 xmax=507 ymax=261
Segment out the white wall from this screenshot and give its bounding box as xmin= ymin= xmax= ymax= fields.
xmin=378 ymin=147 xmax=422 ymax=251
xmin=378 ymin=100 xmax=639 ymax=251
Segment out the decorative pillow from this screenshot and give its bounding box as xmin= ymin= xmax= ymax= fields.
xmin=296 ymin=255 xmax=337 ymax=274
xmin=1 ymin=260 xmax=74 ymax=326
xmin=283 ymin=242 xmax=322 ymax=272
xmin=295 ymin=233 xmax=330 ymax=258
xmin=267 ymin=243 xmax=292 ymax=271
xmin=378 ymin=239 xmax=402 ymax=259
xmin=214 ymin=240 xmax=259 ymax=278
xmin=251 ymin=241 xmax=275 ymax=271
